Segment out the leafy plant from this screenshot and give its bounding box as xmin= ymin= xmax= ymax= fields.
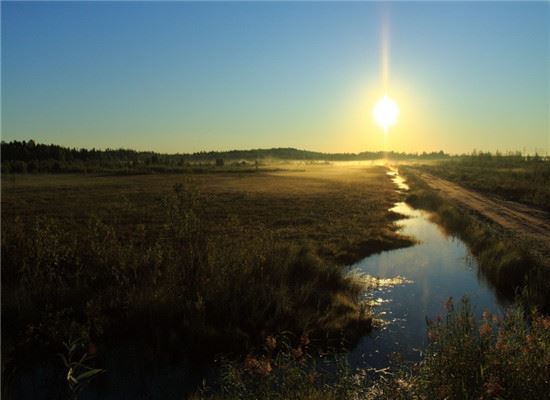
xmin=58 ymin=338 xmax=104 ymax=399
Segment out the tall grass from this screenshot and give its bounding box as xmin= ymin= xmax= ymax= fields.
xmin=2 ymin=182 xmax=372 ymax=395
xmin=194 ymin=334 xmax=366 ymax=400
xmin=417 ymin=297 xmax=550 ymax=399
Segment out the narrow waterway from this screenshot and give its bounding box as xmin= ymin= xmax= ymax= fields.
xmin=348 ymin=168 xmax=507 ymax=369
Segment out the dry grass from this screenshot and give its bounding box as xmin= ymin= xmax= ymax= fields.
xmin=2 ymin=163 xmax=412 ymax=264
xmin=2 ymin=163 xmax=414 ymax=398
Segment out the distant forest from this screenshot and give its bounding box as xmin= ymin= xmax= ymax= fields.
xmin=1 ymin=140 xmax=453 ymax=173
xmin=3 ymin=140 xmax=546 ymax=174
xmin=2 ymin=140 xmax=546 ymax=174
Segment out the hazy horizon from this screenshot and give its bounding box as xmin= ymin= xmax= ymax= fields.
xmin=2 ymin=2 xmax=549 ymax=154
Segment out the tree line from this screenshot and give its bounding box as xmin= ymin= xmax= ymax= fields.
xmin=0 ymin=139 xmax=453 ymax=173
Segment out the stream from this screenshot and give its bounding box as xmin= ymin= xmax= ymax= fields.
xmin=347 ymin=168 xmax=506 ymax=369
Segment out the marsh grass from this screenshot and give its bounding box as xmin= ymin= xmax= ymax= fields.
xmin=1 ymin=166 xmax=412 ymax=265
xmin=2 ymin=180 xmax=374 ymax=397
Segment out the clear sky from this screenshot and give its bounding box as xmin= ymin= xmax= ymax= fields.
xmin=2 ymin=1 xmax=548 ymax=154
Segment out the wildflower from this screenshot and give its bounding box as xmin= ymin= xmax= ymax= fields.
xmin=495 ymin=331 xmax=506 ymax=351
xmin=307 ymin=371 xmax=316 ymax=384
xmin=292 ymin=346 xmax=304 ymax=361
xmin=244 ymin=354 xmax=259 ymax=371
xmin=436 ymin=385 xmax=450 ymax=399
xmin=526 ymin=334 xmax=536 ymax=346
xmin=427 ymin=329 xmax=439 ymax=342
xmin=539 ymin=316 xmax=550 ymax=330
xmin=265 ymin=335 xmax=277 ymax=351
xmin=445 ymin=297 xmax=454 ymax=312
xmin=479 ymin=322 xmax=492 ymax=338
xmin=244 ymin=355 xmax=272 ymax=377
xmin=482 ymin=310 xmax=492 ymax=322
xmin=484 ymin=380 xmax=504 ymax=397
xmin=258 ymin=360 xmax=272 ymax=376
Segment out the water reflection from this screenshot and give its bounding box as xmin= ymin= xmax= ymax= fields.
xmin=349 ymin=170 xmax=505 ymax=369
xmin=386 ymin=168 xmax=409 ymax=191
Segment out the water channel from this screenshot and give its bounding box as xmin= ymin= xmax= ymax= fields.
xmin=348 ymin=168 xmax=506 ymax=369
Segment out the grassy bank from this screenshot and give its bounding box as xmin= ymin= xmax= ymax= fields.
xmin=401 ymin=168 xmax=549 ymax=311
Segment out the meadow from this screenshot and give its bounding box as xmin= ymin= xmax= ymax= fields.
xmin=1 ymin=163 xmax=413 ymax=397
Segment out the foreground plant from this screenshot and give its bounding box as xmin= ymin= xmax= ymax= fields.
xmin=418 ymin=297 xmax=550 ymax=399
xmin=58 ymin=337 xmax=104 ymax=399
xmin=195 ymin=298 xmax=550 ymax=400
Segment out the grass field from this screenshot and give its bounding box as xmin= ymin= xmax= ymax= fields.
xmin=2 ymin=163 xmax=411 ymax=264
xmin=2 ymin=163 xmax=413 ymax=395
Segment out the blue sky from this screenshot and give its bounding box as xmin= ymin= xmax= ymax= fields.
xmin=2 ymin=1 xmax=548 ymax=154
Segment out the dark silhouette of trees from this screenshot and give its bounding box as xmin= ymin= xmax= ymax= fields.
xmin=1 ymin=139 xmax=454 ymax=174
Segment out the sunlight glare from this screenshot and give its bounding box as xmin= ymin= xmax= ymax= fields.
xmin=373 ymin=95 xmax=399 ymax=133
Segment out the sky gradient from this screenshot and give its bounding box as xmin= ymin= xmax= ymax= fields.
xmin=2 ymin=1 xmax=549 ymax=154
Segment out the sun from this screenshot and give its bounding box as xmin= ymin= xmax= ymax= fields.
xmin=373 ymin=95 xmax=399 ymax=133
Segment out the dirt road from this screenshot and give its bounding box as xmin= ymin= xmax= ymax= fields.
xmin=415 ymin=171 xmax=550 ymax=248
